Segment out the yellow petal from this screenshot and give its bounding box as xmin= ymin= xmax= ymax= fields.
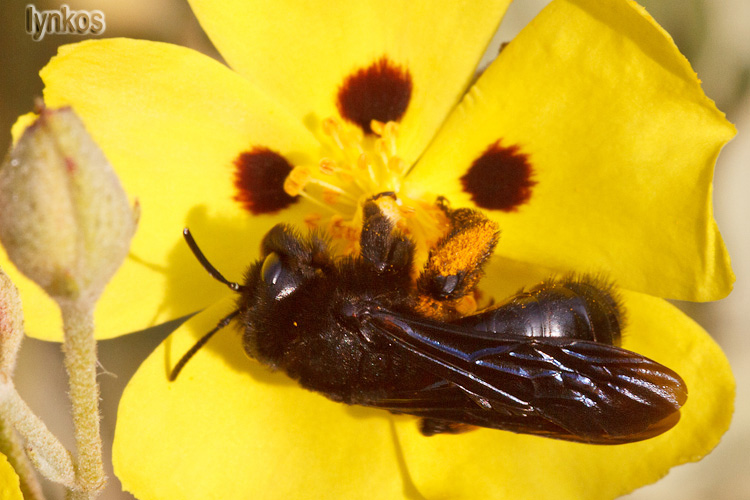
xmin=113 ymin=297 xmax=407 ymax=500
xmin=407 ymin=0 xmax=735 ymax=301
xmin=393 ymin=290 xmax=734 ymax=500
xmin=187 ymin=0 xmax=512 ymax=164
xmin=9 ymin=112 xmax=36 ymax=144
xmin=0 ymin=453 xmax=22 ymax=500
xmin=2 ymin=38 xmax=321 ymax=340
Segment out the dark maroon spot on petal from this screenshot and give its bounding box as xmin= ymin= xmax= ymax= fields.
xmin=461 ymin=141 xmax=535 ymax=212
xmin=233 ymin=147 xmax=298 ymax=215
xmin=337 ymin=57 xmax=412 ymax=134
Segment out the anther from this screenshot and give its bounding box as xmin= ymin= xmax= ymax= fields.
xmin=322 ymin=117 xmax=340 ymax=135
xmin=382 ymin=122 xmax=398 ymax=157
xmin=322 ymin=117 xmax=345 ymax=150
xmin=283 ymin=166 xmax=312 ymax=196
xmin=319 ymin=158 xmax=337 ymax=175
xmin=304 ymin=213 xmax=322 ymax=228
xmin=289 ymin=166 xmax=312 ymax=183
xmin=388 ymin=156 xmax=407 ymax=175
xmin=370 ymin=119 xmax=386 ymax=136
xmin=322 ymin=190 xmax=340 ymax=205
xmin=283 ymin=178 xmax=303 ymax=197
xmin=399 ymin=204 xmax=417 ymax=217
xmin=278 ymin=115 xmax=440 ymax=256
xmin=383 ymin=121 xmax=398 ymax=138
xmin=375 ymin=137 xmax=388 ymax=157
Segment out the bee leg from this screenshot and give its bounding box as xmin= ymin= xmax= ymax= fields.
xmin=359 ymin=198 xmax=414 ymax=275
xmin=262 ymin=224 xmax=306 ymax=258
xmin=419 ymin=418 xmax=477 ymax=436
xmin=416 ymin=207 xmax=499 ymax=320
xmin=260 ymin=223 xmax=332 ymax=273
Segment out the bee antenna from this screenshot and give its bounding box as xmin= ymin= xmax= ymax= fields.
xmin=169 ymin=309 xmax=240 ymax=381
xmin=183 ymin=228 xmax=243 ymax=292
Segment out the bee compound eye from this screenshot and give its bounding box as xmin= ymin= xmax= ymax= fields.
xmin=261 ymin=252 xmax=283 ymax=285
xmin=261 ymin=252 xmax=300 ymax=300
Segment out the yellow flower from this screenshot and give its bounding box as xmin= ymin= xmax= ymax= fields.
xmin=4 ymin=0 xmax=735 ymax=498
xmin=0 ymin=454 xmax=22 ymax=500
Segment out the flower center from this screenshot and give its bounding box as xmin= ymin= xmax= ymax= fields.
xmin=282 ymin=117 xmax=448 ymax=258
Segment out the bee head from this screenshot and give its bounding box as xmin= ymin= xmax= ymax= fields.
xmin=171 ymin=225 xmax=333 ymax=381
xmin=237 ymin=224 xmax=335 ymax=363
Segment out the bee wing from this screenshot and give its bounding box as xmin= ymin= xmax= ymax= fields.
xmin=366 ymin=382 xmax=681 ymax=443
xmin=365 ymin=311 xmax=687 ymax=443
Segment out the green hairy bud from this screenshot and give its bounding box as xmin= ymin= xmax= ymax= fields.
xmin=0 ymin=106 xmax=137 ymax=307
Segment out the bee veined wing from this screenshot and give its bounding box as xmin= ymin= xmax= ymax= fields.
xmin=365 ymin=311 xmax=687 ymax=444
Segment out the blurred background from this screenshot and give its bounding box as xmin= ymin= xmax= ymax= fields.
xmin=0 ymin=0 xmax=747 ymax=498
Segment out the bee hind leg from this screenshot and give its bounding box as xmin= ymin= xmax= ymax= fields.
xmin=416 ymin=205 xmax=499 ymax=320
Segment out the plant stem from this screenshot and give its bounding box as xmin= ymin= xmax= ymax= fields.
xmin=61 ymin=300 xmax=105 ymax=496
xmin=0 ymin=380 xmax=74 ymax=490
xmin=0 ymin=409 xmax=46 ymax=500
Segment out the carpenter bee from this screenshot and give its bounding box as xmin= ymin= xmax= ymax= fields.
xmin=171 ymin=195 xmax=686 ymax=444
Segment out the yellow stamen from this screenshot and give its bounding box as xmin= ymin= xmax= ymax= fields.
xmin=399 ymin=203 xmax=416 ymax=218
xmin=283 ymin=178 xmax=303 ymax=197
xmin=370 ymin=119 xmax=386 ymax=136
xmin=322 ymin=118 xmax=345 ymax=151
xmin=321 ymin=117 xmax=339 ymax=135
xmin=303 ymin=212 xmax=322 ymax=229
xmin=374 ymin=138 xmax=390 ymax=167
xmin=328 ymin=214 xmax=359 ymax=244
xmin=382 ymin=122 xmax=398 ymax=157
xmin=358 ymin=153 xmax=379 ymax=186
xmin=388 ymin=156 xmax=407 ymax=176
xmin=341 ymin=126 xmax=364 ymax=154
xmin=297 ymin=190 xmax=338 ymax=213
xmin=289 ymin=166 xmax=312 ymax=184
xmin=283 ymin=117 xmax=448 ymax=257
xmin=307 ymin=178 xmax=357 ymax=203
xmin=319 ymin=158 xmax=338 ymax=175
xmin=322 ymin=190 xmax=340 ymax=205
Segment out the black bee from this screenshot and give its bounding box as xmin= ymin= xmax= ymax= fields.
xmin=171 ymin=195 xmax=686 ymax=444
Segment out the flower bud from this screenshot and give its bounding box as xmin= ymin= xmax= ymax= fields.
xmin=0 ymin=106 xmax=137 ymax=307
xmin=0 ymin=267 xmax=23 ymax=378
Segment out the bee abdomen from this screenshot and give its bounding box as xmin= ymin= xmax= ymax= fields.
xmin=456 ymin=277 xmax=623 ymax=345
